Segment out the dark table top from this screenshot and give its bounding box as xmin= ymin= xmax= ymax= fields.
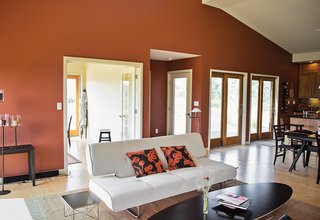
xmin=0 ymin=144 xmax=34 ymax=155
xmin=62 ymin=191 xmax=100 ymax=209
xmin=286 ymin=130 xmax=317 ymax=142
xmin=148 ymin=183 xmax=292 ymax=220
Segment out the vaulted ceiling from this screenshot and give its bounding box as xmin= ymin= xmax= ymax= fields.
xmin=202 ymin=0 xmax=320 ymax=62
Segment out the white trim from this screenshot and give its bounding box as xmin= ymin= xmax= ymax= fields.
xmin=63 ymin=56 xmax=143 ymax=172
xmin=62 ymin=57 xmax=68 ymax=175
xmin=166 ymin=69 xmax=193 ymax=135
xmin=248 ymin=73 xmax=279 ymax=143
xmin=208 ymin=69 xmax=248 ymax=148
xmin=211 ymin=69 xmax=247 ymax=76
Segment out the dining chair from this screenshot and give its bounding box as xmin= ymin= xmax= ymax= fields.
xmin=67 ymin=116 xmax=72 ymax=148
xmin=273 ymin=125 xmax=302 ymax=167
xmin=306 ymin=132 xmax=320 ymax=184
xmin=315 ymin=132 xmax=320 ymax=184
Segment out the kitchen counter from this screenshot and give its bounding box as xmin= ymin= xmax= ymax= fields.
xmin=290 ymin=116 xmax=320 ymax=131
xmin=290 ymin=115 xmax=320 ymax=120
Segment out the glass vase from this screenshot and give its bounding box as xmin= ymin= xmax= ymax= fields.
xmin=203 ymin=186 xmax=209 ymax=215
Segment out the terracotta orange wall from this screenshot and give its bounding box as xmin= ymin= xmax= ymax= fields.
xmin=150 ymin=60 xmax=167 ymax=137
xmin=0 ymin=0 xmax=298 ymax=176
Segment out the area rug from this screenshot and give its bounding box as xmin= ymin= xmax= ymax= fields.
xmin=25 ymin=180 xmax=320 ymax=220
xmin=0 ymin=198 xmax=33 ymax=220
xmin=68 ymin=153 xmax=81 ymax=165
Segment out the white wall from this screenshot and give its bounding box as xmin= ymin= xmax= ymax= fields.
xmin=86 ymin=63 xmax=134 ymax=142
xmin=66 ymin=61 xmax=86 ymax=90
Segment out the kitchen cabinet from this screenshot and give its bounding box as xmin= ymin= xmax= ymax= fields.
xmin=314 ymin=74 xmax=320 ymax=97
xmin=299 ymin=72 xmax=320 ymax=98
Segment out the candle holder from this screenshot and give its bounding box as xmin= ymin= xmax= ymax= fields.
xmin=0 ymin=114 xmax=11 ymax=195
xmin=10 ymin=115 xmax=21 ymax=146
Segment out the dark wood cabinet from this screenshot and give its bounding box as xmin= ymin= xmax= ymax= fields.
xmin=299 ymin=73 xmax=313 ymax=98
xmin=314 ymin=74 xmax=320 ymax=97
xmin=299 ymin=72 xmax=320 ymax=98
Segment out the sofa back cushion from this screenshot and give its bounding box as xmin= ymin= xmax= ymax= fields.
xmin=86 ymin=133 xmax=206 ymax=177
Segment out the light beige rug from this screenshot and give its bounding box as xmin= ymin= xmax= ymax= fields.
xmin=68 ymin=153 xmax=81 ymax=165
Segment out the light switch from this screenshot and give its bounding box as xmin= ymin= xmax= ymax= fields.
xmin=57 ymin=102 xmax=62 ymax=110
xmin=194 ymin=101 xmax=199 ymax=107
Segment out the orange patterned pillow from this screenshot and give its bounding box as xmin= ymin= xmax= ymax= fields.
xmin=160 ymin=145 xmax=196 ymax=171
xmin=126 ymin=148 xmax=165 ymax=178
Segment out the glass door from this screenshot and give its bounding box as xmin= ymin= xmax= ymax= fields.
xmin=167 ymin=71 xmax=192 ymax=135
xmin=250 ymin=76 xmax=275 ymax=140
xmin=67 ymin=75 xmax=80 ymax=136
xmin=121 ymin=72 xmax=135 ymax=141
xmin=210 ymin=73 xmax=243 ymax=146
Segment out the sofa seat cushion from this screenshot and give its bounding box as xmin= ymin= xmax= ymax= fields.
xmin=89 ymin=175 xmax=154 ymax=212
xmin=90 ymin=172 xmax=189 ymax=212
xmin=138 ymin=172 xmax=186 ymax=199
xmin=195 ymin=158 xmax=237 ymax=184
xmin=168 ymin=167 xmax=204 ymax=192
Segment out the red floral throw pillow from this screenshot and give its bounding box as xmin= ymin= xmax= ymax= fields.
xmin=126 ymin=148 xmax=165 ymax=178
xmin=160 ymin=145 xmax=196 ymax=171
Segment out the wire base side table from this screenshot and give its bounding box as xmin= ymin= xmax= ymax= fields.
xmin=62 ymin=191 xmax=100 ymax=220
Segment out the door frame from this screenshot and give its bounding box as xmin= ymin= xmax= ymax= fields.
xmin=166 ymin=69 xmax=192 ymax=135
xmin=250 ymin=76 xmax=275 ymax=141
xmin=249 ymin=73 xmax=279 ymax=143
xmin=62 ymin=56 xmax=143 ymax=174
xmin=208 ymin=69 xmax=248 ymax=148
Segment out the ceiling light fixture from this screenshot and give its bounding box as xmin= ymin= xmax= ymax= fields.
xmin=309 ymin=61 xmax=313 ymax=63
xmin=168 ymin=58 xmax=172 ymax=61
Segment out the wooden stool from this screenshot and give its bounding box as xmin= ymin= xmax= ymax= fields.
xmin=99 ymin=129 xmax=111 ymax=143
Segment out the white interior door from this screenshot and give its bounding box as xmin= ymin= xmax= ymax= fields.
xmin=167 ymin=70 xmax=192 ymax=135
xmin=121 ymin=72 xmax=135 ymax=141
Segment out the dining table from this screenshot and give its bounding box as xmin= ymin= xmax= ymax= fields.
xmin=285 ymin=130 xmax=318 ymax=172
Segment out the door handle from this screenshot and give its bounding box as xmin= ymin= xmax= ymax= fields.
xmin=119 ymin=115 xmax=128 ymax=118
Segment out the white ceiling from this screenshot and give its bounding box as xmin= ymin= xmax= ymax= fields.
xmin=202 ymin=0 xmax=320 ymax=62
xmin=150 ymin=49 xmax=200 ymax=61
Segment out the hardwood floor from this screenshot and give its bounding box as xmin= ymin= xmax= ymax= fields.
xmin=1 ymin=137 xmax=319 ymax=219
xmin=210 ymin=141 xmax=320 ymax=208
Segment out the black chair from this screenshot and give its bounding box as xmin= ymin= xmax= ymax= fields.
xmin=316 ymin=133 xmax=320 ymax=184
xmin=273 ymin=125 xmax=303 ymax=166
xmin=305 ymin=133 xmax=320 ymax=184
xmin=99 ymin=129 xmax=111 ymax=143
xmin=67 ymin=116 xmax=72 ymax=147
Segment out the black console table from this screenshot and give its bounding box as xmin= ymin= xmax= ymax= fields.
xmin=0 ymin=144 xmax=35 ymax=186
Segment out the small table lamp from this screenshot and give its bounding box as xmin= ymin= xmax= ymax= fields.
xmin=190 ymin=108 xmax=201 ymax=133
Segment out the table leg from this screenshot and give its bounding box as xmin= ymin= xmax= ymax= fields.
xmin=289 ymin=140 xmax=306 ymax=172
xmin=28 ymin=149 xmax=36 ymax=186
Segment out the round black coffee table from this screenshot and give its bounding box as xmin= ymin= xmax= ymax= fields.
xmin=148 ymin=182 xmax=292 ymax=220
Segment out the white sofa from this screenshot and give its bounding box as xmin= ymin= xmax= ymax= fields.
xmin=86 ymin=133 xmax=237 ymax=215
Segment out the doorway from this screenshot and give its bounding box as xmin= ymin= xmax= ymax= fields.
xmin=250 ymin=76 xmax=275 ymax=140
xmin=63 ymin=56 xmax=143 ymax=173
xmin=210 ymin=72 xmax=244 ymax=146
xmin=167 ymin=70 xmax=192 ymax=135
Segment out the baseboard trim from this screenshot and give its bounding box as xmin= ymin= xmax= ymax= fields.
xmin=4 ymin=170 xmax=59 ymax=184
